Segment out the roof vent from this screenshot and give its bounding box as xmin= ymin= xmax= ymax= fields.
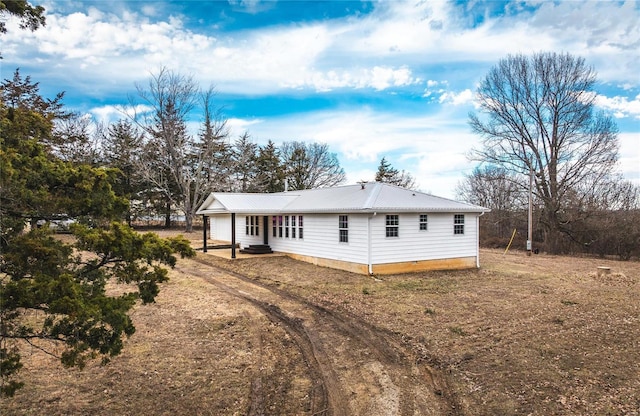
xmin=358 ymin=181 xmax=367 ymax=190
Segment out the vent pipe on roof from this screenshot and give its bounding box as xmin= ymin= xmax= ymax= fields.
xmin=358 ymin=181 xmax=366 ymax=190
xmin=284 ymin=178 xmax=288 ymax=192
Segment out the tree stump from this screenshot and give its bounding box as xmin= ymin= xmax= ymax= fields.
xmin=597 ymin=266 xmax=611 ymax=277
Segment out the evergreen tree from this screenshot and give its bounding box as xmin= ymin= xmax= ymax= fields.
xmin=0 ymin=71 xmax=194 ymax=397
xmin=374 ymin=157 xmax=417 ymax=189
xmin=102 ymin=119 xmax=147 ymax=225
xmin=231 ymin=132 xmax=258 ymax=192
xmin=255 ymin=140 xmax=285 ymax=193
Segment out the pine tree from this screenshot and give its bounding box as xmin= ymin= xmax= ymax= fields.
xmin=374 ymin=157 xmax=417 ymax=189
xmin=231 ymin=132 xmax=259 ymax=192
xmin=0 ymin=71 xmax=194 ymax=397
xmin=255 ymin=140 xmax=285 ymax=192
xmin=102 ymin=119 xmax=147 ymax=225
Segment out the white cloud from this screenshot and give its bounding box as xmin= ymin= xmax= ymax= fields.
xmin=284 ymin=66 xmax=419 ymax=92
xmin=4 ymin=0 xmax=639 ymax=97
xmin=596 ymin=93 xmax=640 ymax=119
xmin=227 ymin=117 xmax=264 ymax=133
xmin=438 ymin=89 xmax=474 ymax=106
xmin=89 ymin=104 xmax=152 ymax=124
xmin=2 ymin=0 xmax=637 ymax=195
xmin=228 ymin=107 xmax=480 ymax=198
xmin=346 ymin=168 xmax=377 ymax=186
xmin=618 ymin=132 xmax=640 ymax=186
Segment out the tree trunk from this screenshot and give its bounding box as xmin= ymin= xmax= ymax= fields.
xmin=164 ymin=199 xmax=171 ymax=229
xmin=126 ymin=207 xmax=132 ymax=227
xmin=541 ymin=209 xmax=564 ymax=254
xmin=183 ymin=194 xmax=194 ymax=233
xmin=184 ymin=214 xmax=193 ymax=233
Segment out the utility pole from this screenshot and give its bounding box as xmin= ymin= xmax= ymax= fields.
xmin=527 ymin=166 xmax=533 ymax=256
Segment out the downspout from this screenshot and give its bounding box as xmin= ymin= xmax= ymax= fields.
xmin=477 ymin=211 xmax=485 ymax=268
xmin=231 ymin=213 xmax=236 ymax=259
xmin=368 ymin=212 xmax=377 ymax=275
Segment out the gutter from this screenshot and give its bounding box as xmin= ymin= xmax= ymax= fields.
xmin=477 ymin=211 xmax=485 ymax=268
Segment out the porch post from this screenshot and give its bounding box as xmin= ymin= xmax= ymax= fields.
xmin=202 ymin=215 xmax=208 ymax=252
xmin=231 ymin=213 xmax=236 ymax=259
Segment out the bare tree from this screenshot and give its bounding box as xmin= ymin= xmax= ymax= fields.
xmin=456 ymin=165 xmax=527 ymax=242
xmin=469 ymin=52 xmax=619 ymax=253
xmin=128 ymin=68 xmax=229 ymax=232
xmin=456 ymin=165 xmax=525 ymax=211
xmin=280 ymin=141 xmax=346 ymax=190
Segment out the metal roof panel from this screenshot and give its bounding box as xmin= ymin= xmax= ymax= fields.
xmin=196 ymin=183 xmax=489 ymax=214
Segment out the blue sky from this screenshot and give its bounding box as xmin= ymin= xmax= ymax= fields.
xmin=2 ymin=0 xmax=639 ymax=198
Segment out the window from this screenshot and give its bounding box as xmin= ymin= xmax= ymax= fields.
xmin=247 ymin=216 xmax=259 ymax=236
xmin=339 ymin=215 xmax=348 ymax=243
xmin=454 ymin=214 xmax=465 ymax=235
xmin=285 ymin=215 xmax=290 ymax=238
xmin=419 ymin=214 xmax=428 ymax=231
xmin=386 ymin=214 xmax=399 ymax=237
xmin=291 ymin=215 xmax=296 ymax=238
xmin=272 ymin=216 xmax=277 ymax=237
xmin=298 ymin=215 xmax=304 ymax=239
xmin=278 ymin=215 xmax=283 ymax=238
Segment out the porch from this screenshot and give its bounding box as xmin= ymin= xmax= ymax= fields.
xmin=199 ymin=240 xmax=284 ymax=260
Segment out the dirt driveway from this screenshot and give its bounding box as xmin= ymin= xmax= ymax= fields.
xmin=179 ymin=256 xmax=456 ymax=416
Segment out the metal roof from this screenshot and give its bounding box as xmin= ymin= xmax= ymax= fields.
xmin=196 ymin=182 xmax=489 ymax=215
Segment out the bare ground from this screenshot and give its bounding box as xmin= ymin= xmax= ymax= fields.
xmin=3 ymin=231 xmax=639 ymax=415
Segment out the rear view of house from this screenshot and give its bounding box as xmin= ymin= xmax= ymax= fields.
xmin=196 ymin=182 xmax=489 ymax=275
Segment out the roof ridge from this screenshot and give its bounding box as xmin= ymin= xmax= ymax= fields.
xmin=363 ymin=182 xmax=383 ymax=209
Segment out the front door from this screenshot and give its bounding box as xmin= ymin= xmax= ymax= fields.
xmin=263 ymin=215 xmax=269 ymax=245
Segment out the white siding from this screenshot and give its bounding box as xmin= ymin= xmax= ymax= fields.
xmin=268 ymin=214 xmax=369 ymax=265
xmin=209 ymin=215 xmax=265 ymax=247
xmin=238 ymin=215 xmax=264 ymax=247
xmin=209 ymin=212 xmax=479 ymax=266
xmin=210 ymin=216 xmax=231 ymax=241
xmin=370 ymin=213 xmax=478 ymax=264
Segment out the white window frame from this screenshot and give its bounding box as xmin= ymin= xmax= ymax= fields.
xmin=454 ymin=214 xmax=465 ymax=235
xmin=386 ymin=214 xmax=399 ymax=238
xmin=339 ymin=215 xmax=348 ymax=243
xmin=419 ymin=214 xmax=428 ymax=231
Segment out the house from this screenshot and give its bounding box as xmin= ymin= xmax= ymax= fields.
xmin=196 ymin=182 xmax=489 ymax=275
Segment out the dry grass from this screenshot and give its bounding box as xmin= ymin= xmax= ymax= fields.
xmin=3 ymin=230 xmax=639 ymax=415
xmin=203 ymin=248 xmax=640 ymax=415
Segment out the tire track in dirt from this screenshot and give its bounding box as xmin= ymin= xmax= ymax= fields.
xmin=176 ymin=262 xmax=334 ymax=415
xmin=180 ymin=257 xmax=461 ymax=415
xmin=244 ymin=310 xmax=265 ymax=416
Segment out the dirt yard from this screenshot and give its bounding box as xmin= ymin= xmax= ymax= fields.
xmin=3 ymin=231 xmax=639 ymax=415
